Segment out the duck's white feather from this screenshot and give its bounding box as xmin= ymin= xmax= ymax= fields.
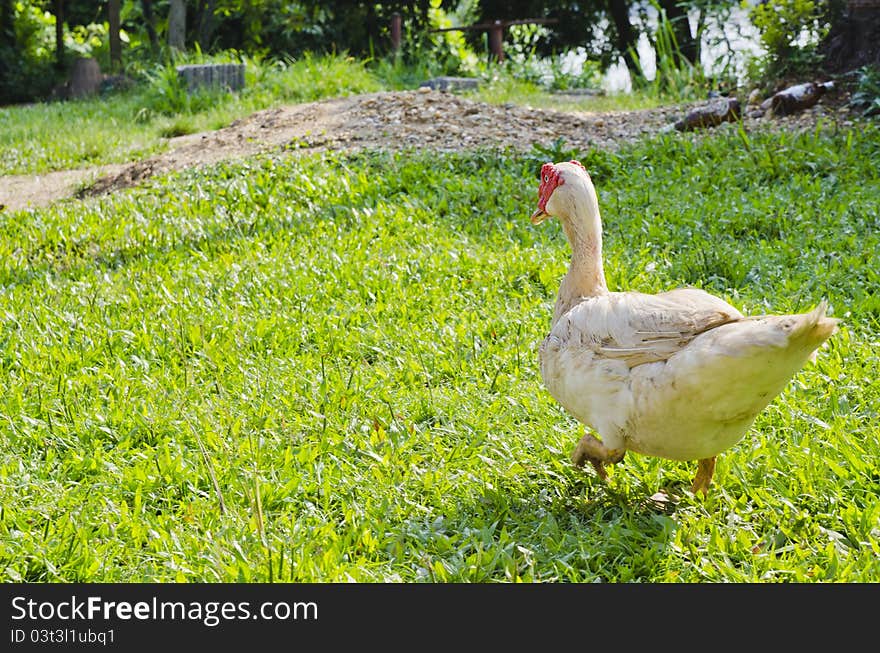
xmin=540 ymin=296 xmax=838 ymax=461
xmin=533 ymin=161 xmax=839 ymax=468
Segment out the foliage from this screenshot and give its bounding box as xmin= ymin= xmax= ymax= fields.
xmin=0 ymin=0 xmax=60 ymax=102
xmin=1 ymin=0 xmax=763 ymax=104
xmin=498 ymin=24 xmax=601 ymax=91
xmin=849 ymin=66 xmax=880 ymax=117
xmin=472 ymin=0 xmax=609 ymax=64
xmin=681 ymin=0 xmax=757 ymax=84
xmin=0 ymin=53 xmax=380 ymax=176
xmin=746 ymin=0 xmax=831 ymax=80
xmin=630 ymin=2 xmax=710 ymax=100
xmin=424 ymin=0 xmax=482 ymax=75
xmin=0 ymin=117 xmax=878 ymax=581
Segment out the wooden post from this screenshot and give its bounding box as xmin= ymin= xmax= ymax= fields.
xmin=488 ymin=20 xmax=504 ymax=62
xmin=391 ymin=13 xmax=402 ymax=53
xmin=108 ymin=0 xmax=121 ymax=72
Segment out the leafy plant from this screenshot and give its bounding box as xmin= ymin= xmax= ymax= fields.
xmin=746 ymin=0 xmax=831 ymax=80
xmin=849 ymin=66 xmax=880 ymax=117
xmin=630 ymin=2 xmax=708 ymax=100
xmin=526 ymin=137 xmax=582 ymax=170
xmin=0 ymin=0 xmax=60 ymax=102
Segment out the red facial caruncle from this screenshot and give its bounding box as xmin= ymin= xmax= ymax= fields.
xmin=536 ymin=160 xmax=586 ymax=212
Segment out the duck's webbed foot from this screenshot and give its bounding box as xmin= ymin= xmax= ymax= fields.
xmin=571 ymin=432 xmax=625 ymax=480
xmin=690 ymin=457 xmax=716 ymax=495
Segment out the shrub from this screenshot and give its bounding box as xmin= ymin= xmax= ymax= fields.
xmin=746 ymin=0 xmax=832 ymax=80
xmin=849 ymin=65 xmax=880 ymax=117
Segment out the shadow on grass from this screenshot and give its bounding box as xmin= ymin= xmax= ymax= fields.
xmin=389 ymin=463 xmax=689 ymax=582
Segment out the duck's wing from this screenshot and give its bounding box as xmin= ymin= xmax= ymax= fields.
xmin=552 ymin=288 xmax=744 ymax=367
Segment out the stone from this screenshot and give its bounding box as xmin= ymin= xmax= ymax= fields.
xmin=419 ymin=77 xmax=480 ymax=91
xmin=551 ymin=88 xmax=606 ymax=97
xmin=673 ymin=97 xmax=741 ymax=132
xmin=759 ymin=81 xmax=834 ymax=116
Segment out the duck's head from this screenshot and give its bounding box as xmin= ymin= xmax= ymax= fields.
xmin=530 ymin=160 xmax=599 ymax=226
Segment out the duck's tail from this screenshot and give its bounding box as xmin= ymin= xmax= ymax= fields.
xmin=795 ymin=300 xmax=840 ymax=361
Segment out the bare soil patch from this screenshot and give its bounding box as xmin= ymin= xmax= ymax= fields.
xmin=0 ymin=88 xmax=856 ymax=212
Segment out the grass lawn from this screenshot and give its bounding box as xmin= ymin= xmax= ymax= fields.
xmin=0 ymin=54 xmax=383 ymax=177
xmin=0 ymin=119 xmax=878 ymax=581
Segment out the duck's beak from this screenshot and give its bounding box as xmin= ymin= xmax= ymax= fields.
xmin=530 ymin=208 xmax=548 ymax=224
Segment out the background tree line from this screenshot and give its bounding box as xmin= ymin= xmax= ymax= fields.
xmin=0 ymin=0 xmax=872 ymax=105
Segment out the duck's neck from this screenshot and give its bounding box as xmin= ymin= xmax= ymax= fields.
xmin=552 ymin=202 xmax=608 ymax=326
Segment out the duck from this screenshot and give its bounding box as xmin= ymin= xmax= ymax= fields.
xmin=529 ymin=160 xmax=839 ymax=494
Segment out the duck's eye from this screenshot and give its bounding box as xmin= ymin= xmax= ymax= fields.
xmin=544 ymin=175 xmax=549 ymax=182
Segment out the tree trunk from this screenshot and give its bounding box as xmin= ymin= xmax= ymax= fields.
xmin=196 ymin=0 xmax=217 ymax=50
xmin=141 ymin=0 xmax=159 ymax=53
xmin=658 ymin=0 xmax=698 ymax=65
xmin=607 ymin=0 xmax=640 ymax=74
xmin=1 ymin=0 xmax=14 ymax=38
xmin=68 ymin=56 xmax=102 ymax=98
xmin=54 ymin=0 xmax=64 ymax=71
xmin=168 ymin=0 xmax=186 ymax=52
xmin=108 ymin=0 xmax=121 ymax=72
xmin=820 ymin=2 xmax=880 ymax=72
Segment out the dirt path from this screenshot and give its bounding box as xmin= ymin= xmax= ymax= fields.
xmin=0 ymin=88 xmax=851 ymax=212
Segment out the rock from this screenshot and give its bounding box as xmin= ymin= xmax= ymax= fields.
xmin=673 ymin=97 xmax=741 ymax=132
xmin=551 ymin=88 xmax=606 ymax=97
xmin=747 ymin=89 xmax=762 ymax=106
xmin=759 ymin=81 xmax=834 ymax=116
xmin=419 ymin=77 xmax=480 ymax=91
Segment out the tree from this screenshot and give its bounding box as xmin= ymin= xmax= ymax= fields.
xmin=657 ymin=0 xmax=698 ymax=64
xmin=142 ymin=0 xmax=159 ymax=52
xmin=108 ymin=0 xmax=121 ymax=71
xmin=470 ymin=0 xmax=708 ymax=73
xmin=168 ymin=0 xmax=186 ymax=51
xmin=0 ymin=0 xmax=17 ymax=95
xmin=606 ymin=0 xmax=640 ymax=73
xmin=196 ymin=0 xmax=218 ymax=50
xmin=54 ymin=0 xmax=64 ymax=70
xmin=820 ymin=0 xmax=880 ymax=72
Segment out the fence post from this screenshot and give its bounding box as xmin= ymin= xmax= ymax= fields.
xmin=391 ymin=13 xmax=402 ymax=53
xmin=488 ymin=20 xmax=504 ymax=62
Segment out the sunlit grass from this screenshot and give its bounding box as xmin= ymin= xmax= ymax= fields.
xmin=0 ymin=54 xmax=381 ymax=177
xmin=465 ymin=76 xmax=667 ymax=113
xmin=0 ymin=123 xmax=877 ymax=582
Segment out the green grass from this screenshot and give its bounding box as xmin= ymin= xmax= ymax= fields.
xmin=0 ymin=123 xmax=878 ymax=582
xmin=0 ymin=53 xmax=381 ymax=177
xmin=465 ymin=75 xmax=666 ymax=113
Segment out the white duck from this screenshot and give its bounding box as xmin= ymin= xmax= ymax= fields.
xmin=530 ymin=160 xmax=839 ymax=494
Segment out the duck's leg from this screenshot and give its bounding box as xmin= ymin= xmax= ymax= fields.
xmin=571 ymin=432 xmax=625 ymax=480
xmin=691 ymin=457 xmax=716 ymax=495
